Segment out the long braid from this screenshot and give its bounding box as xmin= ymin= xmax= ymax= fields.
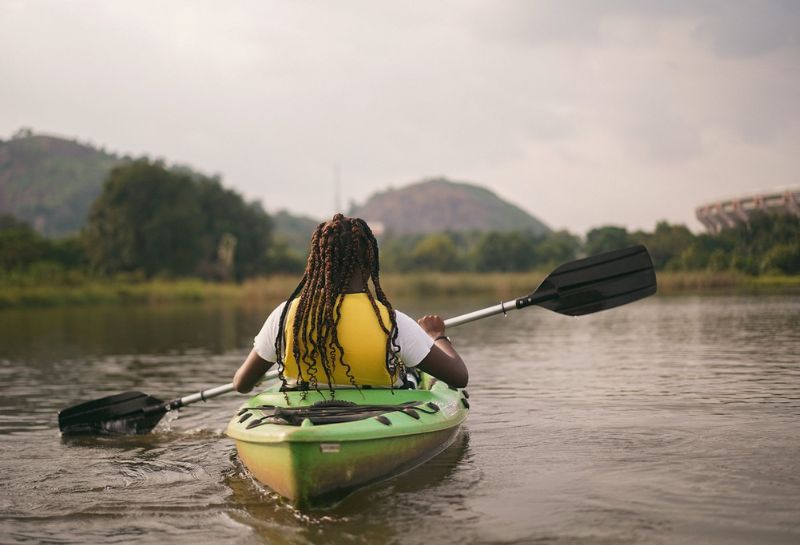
xmin=286 ymin=224 xmax=324 ymax=398
xmin=329 ymin=223 xmax=359 ymax=389
xmin=273 ymin=274 xmax=306 ymax=397
xmin=300 ymin=225 xmax=327 ymax=392
xmin=358 ymin=220 xmax=404 ymax=385
xmin=316 ymin=223 xmax=338 ymax=391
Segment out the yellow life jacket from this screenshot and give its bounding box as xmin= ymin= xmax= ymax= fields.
xmin=281 ymin=293 xmax=398 ymax=387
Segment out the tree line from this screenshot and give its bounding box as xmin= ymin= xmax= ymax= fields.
xmin=377 ymin=214 xmax=799 ymax=275
xmin=0 ymin=160 xmax=301 ymax=282
xmin=1 ymin=160 xmax=798 ymax=280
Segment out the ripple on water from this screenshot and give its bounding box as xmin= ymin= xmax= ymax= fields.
xmin=1 ymin=295 xmax=799 ymax=544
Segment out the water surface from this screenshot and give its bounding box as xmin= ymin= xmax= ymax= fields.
xmin=1 ymin=295 xmax=798 ymax=544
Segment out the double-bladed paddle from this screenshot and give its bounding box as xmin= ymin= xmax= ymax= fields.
xmin=58 ymin=244 xmax=657 ymax=436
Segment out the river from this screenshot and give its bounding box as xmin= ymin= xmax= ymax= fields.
xmin=1 ymin=294 xmax=798 ymax=544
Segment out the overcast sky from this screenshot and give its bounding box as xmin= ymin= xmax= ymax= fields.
xmin=1 ymin=1 xmax=798 ymax=233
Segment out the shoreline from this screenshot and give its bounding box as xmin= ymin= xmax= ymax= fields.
xmin=1 ymin=272 xmax=799 ymax=309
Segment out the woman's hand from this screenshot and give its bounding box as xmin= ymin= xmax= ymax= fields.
xmin=417 ymin=314 xmax=446 ymax=339
xmin=416 ymin=314 xmax=468 ymax=388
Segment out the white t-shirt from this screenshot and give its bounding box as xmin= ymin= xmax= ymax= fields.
xmin=253 ymin=301 xmax=434 ymax=367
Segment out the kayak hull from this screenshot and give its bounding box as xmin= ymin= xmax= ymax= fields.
xmin=235 ymin=426 xmax=460 ymax=504
xmin=226 ymin=376 xmax=469 ymax=507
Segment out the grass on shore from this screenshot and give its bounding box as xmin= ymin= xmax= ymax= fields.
xmin=654 ymin=271 xmax=800 ymax=293
xmin=1 ymin=271 xmax=798 ymax=308
xmin=0 ymin=278 xmax=241 ymax=307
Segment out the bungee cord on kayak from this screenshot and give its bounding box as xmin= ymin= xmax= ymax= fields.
xmin=236 ymin=399 xmax=445 ymax=428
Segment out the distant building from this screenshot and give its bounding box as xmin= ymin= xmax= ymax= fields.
xmin=696 ymin=187 xmax=800 ymax=234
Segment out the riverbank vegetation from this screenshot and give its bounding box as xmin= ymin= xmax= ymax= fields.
xmin=1 ymin=160 xmax=799 ymax=307
xmin=2 ymin=270 xmax=799 ymax=309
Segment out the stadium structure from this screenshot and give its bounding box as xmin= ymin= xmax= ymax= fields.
xmin=696 ymin=187 xmax=800 ymax=234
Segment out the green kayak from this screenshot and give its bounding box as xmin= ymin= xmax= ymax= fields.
xmin=226 ymin=374 xmax=469 ymax=507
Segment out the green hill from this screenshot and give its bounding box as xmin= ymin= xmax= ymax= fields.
xmin=0 ymin=132 xmax=549 ymax=244
xmin=271 ymin=210 xmax=320 ymax=255
xmin=350 ymin=178 xmax=550 ymax=236
xmin=0 ymin=130 xmax=126 ymax=237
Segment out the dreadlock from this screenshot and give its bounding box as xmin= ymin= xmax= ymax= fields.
xmin=273 ymin=214 xmax=403 ymax=397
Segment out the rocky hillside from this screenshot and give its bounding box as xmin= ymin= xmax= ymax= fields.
xmin=0 ymin=131 xmax=125 ymax=237
xmin=350 ymin=178 xmax=549 ymax=236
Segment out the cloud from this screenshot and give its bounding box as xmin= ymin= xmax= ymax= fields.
xmin=691 ymin=1 xmax=800 ymax=58
xmin=0 ymin=1 xmax=797 ymax=232
xmin=464 ymin=0 xmax=800 ymax=57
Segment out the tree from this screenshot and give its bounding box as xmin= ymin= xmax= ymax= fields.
xmin=408 ymin=234 xmax=462 ymax=271
xmin=635 ymin=222 xmax=695 ymax=270
xmin=195 ymin=179 xmax=273 ymax=279
xmin=585 ymin=226 xmax=632 ymax=256
xmin=535 ymin=230 xmax=581 ymax=266
xmin=376 ymin=235 xmax=415 ymax=272
xmin=0 ymin=214 xmax=46 ymax=270
xmin=84 ymin=160 xmax=272 ymax=279
xmin=84 ymin=161 xmax=201 ymax=276
xmin=472 ymin=231 xmax=537 ymax=272
xmin=760 ymin=243 xmax=800 ymax=275
xmin=264 ymin=239 xmax=306 ymax=274
xmin=716 ymin=212 xmax=800 ymax=275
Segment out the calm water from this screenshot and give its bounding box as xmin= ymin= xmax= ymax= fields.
xmin=1 ymin=294 xmax=799 ymax=544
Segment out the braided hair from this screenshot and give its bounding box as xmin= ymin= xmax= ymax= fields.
xmin=273 ymin=214 xmax=403 ymax=396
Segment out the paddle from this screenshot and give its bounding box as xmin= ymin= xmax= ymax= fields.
xmin=58 ymin=374 xmax=280 ymax=435
xmin=444 ymin=244 xmax=657 ymax=326
xmin=58 ymin=244 xmax=656 ymax=436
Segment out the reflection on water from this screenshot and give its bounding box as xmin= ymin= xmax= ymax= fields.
xmin=1 ymin=294 xmax=799 ymax=544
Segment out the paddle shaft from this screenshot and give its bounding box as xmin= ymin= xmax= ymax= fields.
xmin=442 ymin=284 xmax=562 ymax=327
xmin=443 ymin=299 xmax=512 ymax=328
xmin=172 ymin=370 xmax=280 ymax=409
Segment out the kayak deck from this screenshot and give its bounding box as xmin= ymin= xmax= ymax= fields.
xmin=226 ymin=376 xmax=469 ymax=507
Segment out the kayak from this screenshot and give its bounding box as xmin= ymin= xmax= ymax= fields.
xmin=225 ymin=374 xmax=469 ymax=507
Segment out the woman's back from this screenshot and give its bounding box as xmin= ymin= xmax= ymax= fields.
xmin=282 ymin=293 xmax=394 ymax=387
xmin=233 ymin=214 xmax=467 ymax=394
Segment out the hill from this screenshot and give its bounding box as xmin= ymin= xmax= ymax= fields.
xmin=350 ymin=178 xmax=550 ymax=236
xmin=0 ymin=130 xmax=126 ymax=237
xmin=271 ymin=210 xmax=320 ymax=255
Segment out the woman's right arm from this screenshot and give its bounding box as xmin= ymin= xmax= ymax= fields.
xmin=233 ymin=349 xmax=274 ymax=393
xmin=234 ymin=302 xmax=285 ymax=393
xmin=415 ymin=315 xmax=468 ymax=388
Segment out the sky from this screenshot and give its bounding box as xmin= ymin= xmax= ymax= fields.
xmin=1 ymin=0 xmax=798 ymax=233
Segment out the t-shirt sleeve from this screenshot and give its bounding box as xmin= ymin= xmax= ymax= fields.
xmin=394 ymin=310 xmax=434 ymax=368
xmin=253 ymin=301 xmax=287 ymax=362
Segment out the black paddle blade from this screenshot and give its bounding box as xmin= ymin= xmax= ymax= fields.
xmin=58 ymin=391 xmax=167 ymax=435
xmin=518 ymin=245 xmax=657 ymax=316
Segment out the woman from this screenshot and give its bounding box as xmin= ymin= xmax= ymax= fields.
xmin=233 ymin=214 xmax=467 ymax=394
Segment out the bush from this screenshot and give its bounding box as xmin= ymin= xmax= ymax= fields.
xmin=0 ymin=215 xmax=47 ymax=269
xmin=760 ymin=243 xmax=800 ymax=275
